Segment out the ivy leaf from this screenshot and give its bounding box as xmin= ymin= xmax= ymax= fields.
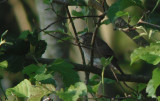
xmin=107 ymin=0 xmax=143 ymax=22
xmin=56 ymin=82 xmax=87 ymax=101
xmin=131 ymin=43 xmax=160 ymax=65
xmin=48 ymin=59 xmax=79 ymax=87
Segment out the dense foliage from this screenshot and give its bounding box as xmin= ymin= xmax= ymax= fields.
xmin=1 ymin=0 xmax=160 ymax=101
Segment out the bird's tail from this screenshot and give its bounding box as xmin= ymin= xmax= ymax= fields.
xmin=111 ymin=57 xmax=125 ymax=75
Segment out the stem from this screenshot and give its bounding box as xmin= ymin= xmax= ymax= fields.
xmin=65 ymin=6 xmax=88 ymax=101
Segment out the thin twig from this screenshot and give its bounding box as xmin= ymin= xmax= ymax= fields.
xmin=138 ymin=19 xmax=160 ymax=31
xmin=38 ymin=15 xmax=102 ymax=33
xmin=65 ymin=5 xmax=89 ymax=101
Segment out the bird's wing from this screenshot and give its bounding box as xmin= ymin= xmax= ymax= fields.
xmin=94 ymin=37 xmax=114 ymax=58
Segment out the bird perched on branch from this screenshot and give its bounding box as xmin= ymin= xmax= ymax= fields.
xmin=79 ymin=32 xmax=125 ymax=75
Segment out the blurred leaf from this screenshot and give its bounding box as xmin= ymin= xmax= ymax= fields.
xmin=116 ymin=11 xmax=129 ymax=18
xmin=101 ymin=57 xmax=113 ymax=67
xmin=68 ymin=0 xmax=87 ymax=6
xmin=137 ymin=83 xmax=147 ymax=93
xmin=6 ymin=79 xmax=55 ymax=101
xmin=48 ymin=59 xmax=79 ymax=87
xmin=56 ymin=82 xmax=87 ymax=101
xmin=57 ymin=37 xmax=71 ymax=43
xmin=146 ymin=68 xmax=160 ymax=98
xmin=107 ymin=0 xmax=143 ymax=22
xmin=44 ymin=29 xmax=66 ymax=34
xmin=72 ymin=10 xmax=84 ymax=17
xmin=34 ymin=73 xmax=52 ymax=81
xmin=104 ymin=78 xmax=115 ymax=84
xmin=22 ymin=64 xmax=46 ymax=79
xmin=91 ymin=81 xmax=101 ymax=93
xmin=18 ymin=30 xmax=32 ymax=40
xmin=43 ymin=0 xmax=53 ymax=4
xmin=131 ymin=43 xmax=160 ymax=65
xmin=0 ymin=61 xmax=8 ymax=69
xmin=101 ymin=19 xmax=110 ymax=25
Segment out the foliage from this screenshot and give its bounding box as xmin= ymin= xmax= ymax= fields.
xmin=0 ymin=0 xmax=160 ymax=101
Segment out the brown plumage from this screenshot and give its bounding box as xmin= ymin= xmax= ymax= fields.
xmin=79 ymin=32 xmax=125 ymax=75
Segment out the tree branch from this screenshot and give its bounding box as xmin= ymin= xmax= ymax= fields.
xmin=25 ymin=57 xmax=151 ymax=83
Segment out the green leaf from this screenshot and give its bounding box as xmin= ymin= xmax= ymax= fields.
xmin=22 ymin=64 xmax=46 ymax=78
xmin=56 ymin=82 xmax=87 ymax=101
xmin=101 ymin=19 xmax=110 ymax=25
xmin=116 ymin=11 xmax=129 ymax=18
xmin=131 ymin=43 xmax=160 ymax=65
xmin=43 ymin=0 xmax=53 ymax=4
xmin=104 ymin=78 xmax=115 ymax=84
xmin=146 ymin=68 xmax=160 ymax=98
xmin=91 ymin=81 xmax=101 ymax=93
xmin=6 ymin=79 xmax=32 ymax=97
xmin=48 ymin=59 xmax=79 ymax=87
xmin=34 ymin=73 xmax=52 ymax=81
xmin=44 ymin=29 xmax=66 ymax=34
xmin=101 ymin=57 xmax=113 ymax=67
xmin=72 ymin=10 xmax=84 ymax=17
xmin=68 ymin=0 xmax=87 ymax=6
xmin=18 ymin=30 xmax=31 ymax=40
xmin=146 ymin=80 xmax=156 ymax=98
xmin=0 ymin=61 xmax=8 ymax=69
xmin=137 ymin=83 xmax=146 ymax=93
xmin=107 ymin=0 xmax=143 ymax=22
xmin=6 ymin=79 xmax=55 ymax=101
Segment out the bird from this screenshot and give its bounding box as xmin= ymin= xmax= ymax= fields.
xmin=79 ymin=32 xmax=125 ymax=75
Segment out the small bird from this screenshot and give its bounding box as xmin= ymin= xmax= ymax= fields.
xmin=79 ymin=32 xmax=125 ymax=75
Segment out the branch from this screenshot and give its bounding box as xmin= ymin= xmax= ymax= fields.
xmin=114 ymin=18 xmax=149 ymax=46
xmin=25 ymin=57 xmax=151 ymax=83
xmin=138 ymin=19 xmax=160 ymax=31
xmin=65 ymin=6 xmax=86 ymax=66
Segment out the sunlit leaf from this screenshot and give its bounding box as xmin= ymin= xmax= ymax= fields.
xmin=6 ymin=79 xmax=55 ymax=101
xmin=56 ymin=82 xmax=87 ymax=101
xmin=131 ymin=43 xmax=160 ymax=65
xmin=146 ymin=68 xmax=160 ymax=98
xmin=0 ymin=61 xmax=8 ymax=69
